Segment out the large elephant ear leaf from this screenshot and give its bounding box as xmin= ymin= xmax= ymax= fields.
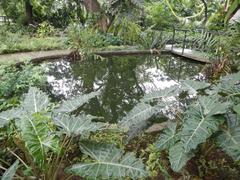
xmin=54 ymin=91 xmax=100 ymax=114
xmin=21 ymin=87 xmax=50 ymax=114
xmin=1 ymin=160 xmax=19 ymax=180
xmin=66 ymin=141 xmax=148 ymax=179
xmin=155 ymin=122 xmax=178 ymax=151
xmin=141 ymin=85 xmax=179 ymax=103
xmin=169 ymin=143 xmax=193 ymax=172
xmin=0 ymin=108 xmax=23 ymax=128
xmin=181 ymin=96 xmax=228 ymax=153
xmin=181 ymin=80 xmax=210 ymax=95
xmin=17 ymin=113 xmax=60 ymax=169
xmin=218 ymin=72 xmax=240 ymax=96
xmin=217 ymin=125 xmax=240 ymax=161
xmin=53 ymin=114 xmax=106 ymax=136
xmin=118 ymin=103 xmax=159 ymax=141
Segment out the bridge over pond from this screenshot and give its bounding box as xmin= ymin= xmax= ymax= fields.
xmin=95 ymin=28 xmax=220 ymax=64
xmin=164 ymin=28 xmax=220 ymax=64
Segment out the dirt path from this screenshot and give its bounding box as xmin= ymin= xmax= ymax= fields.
xmin=0 ymin=49 xmax=76 ymax=65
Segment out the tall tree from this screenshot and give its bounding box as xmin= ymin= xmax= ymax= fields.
xmin=24 ymin=0 xmax=33 ymax=25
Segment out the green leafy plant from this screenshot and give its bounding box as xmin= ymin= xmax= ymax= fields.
xmin=120 ymin=73 xmax=240 ymax=173
xmin=37 ymin=21 xmax=55 ymax=38
xmin=67 ymin=23 xmax=122 ymax=53
xmin=0 ymin=63 xmax=46 ymax=111
xmin=0 ymin=87 xmax=147 ymax=179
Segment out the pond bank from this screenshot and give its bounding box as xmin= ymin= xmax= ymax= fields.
xmin=0 ymin=49 xmax=79 ymax=65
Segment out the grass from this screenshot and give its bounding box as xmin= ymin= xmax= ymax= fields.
xmin=0 ymin=35 xmax=67 ymax=55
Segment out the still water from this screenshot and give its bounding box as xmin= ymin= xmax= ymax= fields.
xmin=44 ymin=55 xmax=204 ymax=122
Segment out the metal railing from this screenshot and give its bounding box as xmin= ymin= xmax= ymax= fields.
xmin=169 ymin=27 xmax=221 ymax=57
xmin=0 ymin=16 xmax=11 ymax=24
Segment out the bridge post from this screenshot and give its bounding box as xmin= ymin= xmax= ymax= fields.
xmin=182 ymin=30 xmax=187 ymax=55
xmin=171 ymin=28 xmax=176 ymax=51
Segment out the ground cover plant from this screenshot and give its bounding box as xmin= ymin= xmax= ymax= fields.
xmin=0 ymin=0 xmax=240 ymax=179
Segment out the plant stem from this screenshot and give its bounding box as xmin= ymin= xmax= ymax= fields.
xmin=7 ymin=148 xmax=29 ymax=169
xmin=0 ymin=165 xmax=7 ymax=171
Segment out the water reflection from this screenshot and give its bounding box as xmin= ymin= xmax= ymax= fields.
xmin=44 ymin=55 xmax=203 ymax=122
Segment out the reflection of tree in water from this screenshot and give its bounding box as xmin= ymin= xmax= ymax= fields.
xmin=100 ymin=57 xmax=145 ymax=122
xmin=45 ymin=55 xmax=203 ymax=123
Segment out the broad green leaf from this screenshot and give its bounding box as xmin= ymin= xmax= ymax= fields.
xmin=66 ymin=141 xmax=148 ymax=179
xmin=233 ymin=104 xmax=240 ymax=116
xmin=119 ymin=103 xmax=157 ymax=130
xmin=221 ymin=72 xmax=240 ymax=85
xmin=118 ymin=102 xmax=160 ymax=141
xmin=54 ymin=91 xmax=100 ymax=114
xmin=141 ymin=86 xmax=178 ymax=103
xmin=155 ymin=122 xmax=178 ymax=151
xmin=1 ymin=160 xmax=19 ymax=180
xmin=181 ymin=80 xmax=210 ymax=95
xmin=17 ymin=113 xmax=59 ymax=169
xmin=53 ymin=114 xmax=106 ymax=136
xmin=0 ymin=108 xmax=23 ymax=128
xmin=217 ymin=116 xmax=240 ymax=161
xmin=218 ymin=72 xmax=240 ymax=96
xmin=169 ymin=143 xmax=193 ymax=172
xmin=181 ymin=96 xmax=227 ymax=153
xmin=198 ymin=96 xmax=230 ymax=116
xmin=21 ymin=87 xmax=49 ymax=114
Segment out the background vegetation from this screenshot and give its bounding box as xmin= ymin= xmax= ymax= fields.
xmin=0 ymin=0 xmax=240 ymax=179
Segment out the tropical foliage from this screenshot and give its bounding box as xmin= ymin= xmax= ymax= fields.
xmin=0 ymin=87 xmax=147 ymax=179
xmin=120 ymin=72 xmax=240 ymax=172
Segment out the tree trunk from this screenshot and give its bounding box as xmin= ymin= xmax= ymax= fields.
xmin=82 ymin=0 xmax=101 ymax=13
xmin=25 ymin=0 xmax=33 ymax=25
xmin=82 ymin=0 xmax=109 ymax=32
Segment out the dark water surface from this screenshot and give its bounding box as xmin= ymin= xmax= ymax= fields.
xmin=44 ymin=55 xmax=204 ymax=122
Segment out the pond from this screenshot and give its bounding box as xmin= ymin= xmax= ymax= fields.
xmin=44 ymin=54 xmax=204 ymax=123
